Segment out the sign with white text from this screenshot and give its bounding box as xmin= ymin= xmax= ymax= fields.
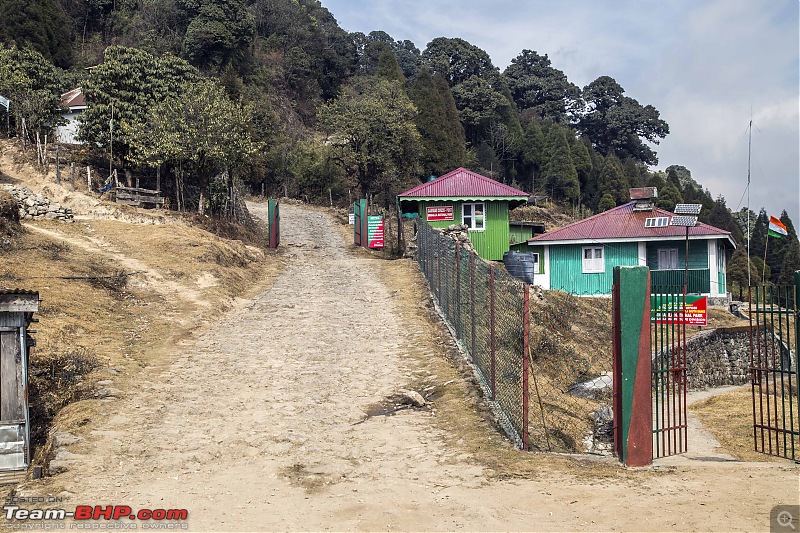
xmin=367 ymin=215 xmax=384 ymax=249
xmin=651 ymin=295 xmax=707 ymax=326
xmin=426 ymin=205 xmax=454 ymax=221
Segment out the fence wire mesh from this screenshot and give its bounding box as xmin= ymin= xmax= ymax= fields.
xmin=416 ymin=222 xmax=526 ymax=445
xmin=415 ymin=222 xmax=613 ymax=453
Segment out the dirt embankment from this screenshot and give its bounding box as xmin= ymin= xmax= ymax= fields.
xmin=0 ymin=148 xmax=284 ymax=486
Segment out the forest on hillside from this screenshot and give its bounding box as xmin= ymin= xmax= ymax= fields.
xmin=0 ymin=0 xmax=797 ymax=286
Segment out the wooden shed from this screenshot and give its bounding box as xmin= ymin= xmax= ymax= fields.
xmin=398 ymin=168 xmax=529 ymax=260
xmin=0 ymin=290 xmax=38 ymax=484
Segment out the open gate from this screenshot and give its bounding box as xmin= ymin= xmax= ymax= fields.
xmin=749 ymin=276 xmax=799 ymax=461
xmin=651 ymin=288 xmax=688 ymax=459
xmin=268 ymin=199 xmax=280 ymax=249
xmin=353 ymin=199 xmax=368 ymax=247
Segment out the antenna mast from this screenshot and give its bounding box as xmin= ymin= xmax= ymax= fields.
xmin=746 ymin=116 xmax=752 ymax=286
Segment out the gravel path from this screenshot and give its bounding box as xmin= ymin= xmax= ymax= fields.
xmin=15 ymin=204 xmax=797 ymax=532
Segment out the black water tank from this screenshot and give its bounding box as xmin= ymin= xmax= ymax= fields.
xmin=503 ymin=251 xmax=538 ymax=285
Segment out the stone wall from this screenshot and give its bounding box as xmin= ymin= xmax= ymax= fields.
xmin=2 ymin=185 xmax=74 ymax=221
xmin=684 ymin=326 xmax=751 ymax=389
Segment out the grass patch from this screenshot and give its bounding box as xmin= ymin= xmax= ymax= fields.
xmin=28 ymin=346 xmax=100 ymax=450
xmin=690 ymin=386 xmax=785 ymax=462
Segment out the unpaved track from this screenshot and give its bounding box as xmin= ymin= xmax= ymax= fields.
xmin=18 ymin=204 xmax=798 ymax=531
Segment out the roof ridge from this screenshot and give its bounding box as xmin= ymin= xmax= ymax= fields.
xmin=398 ymin=167 xmax=529 ymax=198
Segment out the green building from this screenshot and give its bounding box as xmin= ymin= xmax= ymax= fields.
xmin=398 ymin=168 xmax=530 ymax=260
xmin=527 ymin=190 xmax=735 ymax=297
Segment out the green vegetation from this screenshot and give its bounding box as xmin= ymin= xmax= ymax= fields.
xmin=0 ymin=0 xmax=796 ymax=282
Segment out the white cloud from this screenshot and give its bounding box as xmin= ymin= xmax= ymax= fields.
xmin=321 ymin=0 xmax=799 ymax=221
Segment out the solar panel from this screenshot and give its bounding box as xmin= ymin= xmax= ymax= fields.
xmin=674 ymin=203 xmax=702 ymax=215
xmin=670 ymin=215 xmax=698 ymax=226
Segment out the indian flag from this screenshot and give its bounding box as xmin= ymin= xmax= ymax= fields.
xmin=768 ymin=216 xmax=788 ymax=239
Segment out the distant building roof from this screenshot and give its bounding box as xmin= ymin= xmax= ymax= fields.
xmin=398 ymin=168 xmax=529 ymax=201
xmin=528 ymin=201 xmax=735 ymax=247
xmin=60 ymin=88 xmax=86 ymax=110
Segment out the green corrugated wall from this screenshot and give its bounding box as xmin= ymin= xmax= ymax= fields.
xmin=509 ymin=225 xmax=532 ymax=246
xmin=646 ymin=240 xmax=708 ymax=269
xmin=416 ymin=200 xmax=511 ymax=260
xmin=549 ymin=242 xmax=639 ymax=295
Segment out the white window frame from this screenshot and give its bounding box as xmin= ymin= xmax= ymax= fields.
xmin=657 ymin=248 xmax=679 ymax=270
xmin=462 ymin=202 xmax=485 ymax=231
xmin=531 ymin=252 xmax=540 ymax=274
xmin=582 ymin=246 xmax=604 ymax=273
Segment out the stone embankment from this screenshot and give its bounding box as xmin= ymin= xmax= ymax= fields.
xmin=2 ymin=184 xmax=74 ymax=221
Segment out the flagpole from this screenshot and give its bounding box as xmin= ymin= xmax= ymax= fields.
xmin=747 ymin=116 xmax=752 ymax=287
xmin=762 ymin=232 xmax=769 ymax=283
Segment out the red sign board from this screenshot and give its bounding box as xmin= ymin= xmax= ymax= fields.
xmin=651 ymin=295 xmax=708 ymax=326
xmin=426 ymin=206 xmax=454 ymax=221
xmin=367 ymin=215 xmax=384 ymax=249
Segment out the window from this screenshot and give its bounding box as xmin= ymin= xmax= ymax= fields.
xmin=462 ymin=202 xmax=485 ymax=230
xmin=582 ymin=246 xmax=604 ymax=273
xmin=531 ymin=252 xmax=540 ymax=274
xmin=658 ymin=248 xmax=679 ymax=270
xmin=645 ymin=217 xmax=670 ymax=228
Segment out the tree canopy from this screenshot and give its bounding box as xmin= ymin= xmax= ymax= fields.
xmin=503 ymin=49 xmax=580 ymax=123
xmin=318 ymin=78 xmax=421 ymax=203
xmin=578 ymin=76 xmax=669 ymax=165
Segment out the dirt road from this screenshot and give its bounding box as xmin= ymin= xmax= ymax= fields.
xmin=16 ymin=204 xmax=798 ymax=531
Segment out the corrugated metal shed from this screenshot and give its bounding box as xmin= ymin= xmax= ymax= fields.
xmin=398 ymin=168 xmax=529 ymax=200
xmin=529 ymin=202 xmax=734 ymax=245
xmin=60 ymin=88 xmax=86 ymax=110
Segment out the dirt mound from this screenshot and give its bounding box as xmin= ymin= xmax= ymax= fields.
xmin=510 ymin=204 xmax=576 ymax=230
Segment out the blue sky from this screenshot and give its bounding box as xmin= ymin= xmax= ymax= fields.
xmin=321 ymin=0 xmax=800 ymax=224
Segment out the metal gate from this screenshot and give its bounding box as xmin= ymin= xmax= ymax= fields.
xmin=268 ymin=199 xmax=280 ymax=249
xmin=749 ymin=279 xmax=799 ymax=461
xmin=651 ymin=289 xmax=688 ymax=459
xmin=353 ymin=199 xmax=367 ymax=247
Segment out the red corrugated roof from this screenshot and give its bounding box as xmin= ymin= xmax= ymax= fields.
xmin=398 ymin=168 xmax=529 ymax=198
xmin=529 ymin=202 xmax=733 ymax=244
xmin=60 ymin=88 xmax=85 ymax=108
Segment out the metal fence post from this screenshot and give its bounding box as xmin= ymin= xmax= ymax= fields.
xmin=796 ymin=271 xmax=800 ymax=448
xmin=490 ymin=264 xmax=496 ymax=400
xmin=522 ymin=284 xmax=530 ymax=450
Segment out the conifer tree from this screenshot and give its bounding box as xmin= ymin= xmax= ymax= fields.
xmin=408 ymin=68 xmax=466 ymax=177
xmin=542 ymin=125 xmax=579 ymax=202
xmin=598 ymin=153 xmax=629 ymax=205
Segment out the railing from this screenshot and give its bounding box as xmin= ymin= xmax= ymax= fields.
xmin=651 ymin=269 xmax=710 ymax=294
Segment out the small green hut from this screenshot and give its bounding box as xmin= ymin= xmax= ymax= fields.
xmin=398 ymin=168 xmax=529 ymax=260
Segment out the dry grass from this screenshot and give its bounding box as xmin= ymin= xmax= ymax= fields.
xmin=1 ymin=211 xmax=284 ymax=468
xmin=690 ymin=387 xmax=786 ymax=462
xmin=367 ymin=239 xmax=633 ymax=482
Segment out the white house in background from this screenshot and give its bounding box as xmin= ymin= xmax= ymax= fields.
xmin=55 ymin=88 xmax=87 ymax=144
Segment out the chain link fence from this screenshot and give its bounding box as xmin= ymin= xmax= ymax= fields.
xmin=416 ymin=221 xmax=613 ymax=453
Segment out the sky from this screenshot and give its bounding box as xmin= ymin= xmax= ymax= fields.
xmin=321 ymin=0 xmax=800 ymax=224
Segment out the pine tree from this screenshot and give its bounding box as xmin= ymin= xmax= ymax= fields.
xmin=543 ymin=125 xmax=579 ymax=202
xmin=707 ymin=196 xmax=744 ymax=244
xmin=570 ymin=135 xmax=592 ymax=196
xmin=408 ymin=68 xmax=466 ymax=177
xmin=598 ymin=153 xmax=628 ymax=205
xmin=519 ymin=118 xmax=545 ymax=193
xmin=657 ymin=182 xmax=683 ymax=212
xmin=598 ymin=193 xmax=616 ymax=212
xmin=623 ymin=158 xmax=644 ymax=188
